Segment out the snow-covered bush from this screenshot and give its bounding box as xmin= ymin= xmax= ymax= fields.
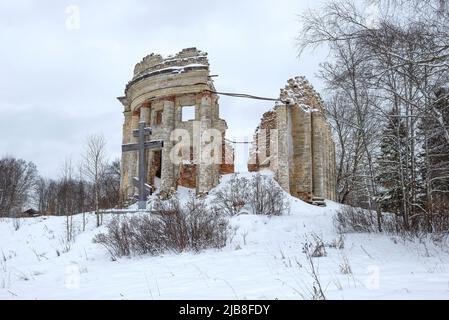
xmin=327 ymin=235 xmax=345 ymax=250
xmin=213 ymin=173 xmax=289 ymax=216
xmin=93 ymin=216 xmax=133 ymax=257
xmin=12 ymin=218 xmax=21 ymax=231
xmin=301 ymin=235 xmax=326 ymax=300
xmin=213 ymin=175 xmax=251 ymax=216
xmin=94 ymin=195 xmax=228 ymax=258
xmin=339 ymin=257 xmax=352 ymax=275
xmin=303 ymin=234 xmax=327 ymax=258
xmin=428 ymin=205 xmax=449 ymax=234
xmin=153 ymin=196 xmax=228 ymax=252
xmin=334 ymin=205 xmax=411 ymax=235
xmin=247 ymin=174 xmax=289 ymax=216
xmin=333 ymin=205 xmax=377 ymax=233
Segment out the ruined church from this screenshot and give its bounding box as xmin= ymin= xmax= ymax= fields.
xmin=118 ymin=48 xmax=233 ymax=199
xmin=118 ymin=48 xmax=336 ymax=204
xmin=248 ymin=77 xmax=337 ymax=203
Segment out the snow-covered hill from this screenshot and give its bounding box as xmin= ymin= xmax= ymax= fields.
xmin=1 ymin=173 xmax=448 ymax=299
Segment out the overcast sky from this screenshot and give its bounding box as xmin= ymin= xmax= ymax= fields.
xmin=0 ymin=0 xmax=329 ymax=177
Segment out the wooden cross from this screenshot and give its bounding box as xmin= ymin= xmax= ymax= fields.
xmin=122 ymin=121 xmax=164 ymax=209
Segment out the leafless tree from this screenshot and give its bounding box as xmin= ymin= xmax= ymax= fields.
xmin=100 ymin=159 xmax=121 ymax=209
xmin=298 ymin=0 xmax=449 ymax=233
xmin=82 ymin=134 xmax=107 ymax=227
xmin=0 ymin=156 xmax=37 ymax=217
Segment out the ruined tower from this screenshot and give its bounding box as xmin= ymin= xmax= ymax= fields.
xmin=248 ymin=76 xmax=337 ymax=203
xmin=118 ymin=48 xmax=234 ymax=199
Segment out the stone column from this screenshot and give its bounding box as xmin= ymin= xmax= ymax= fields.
xmin=312 ymin=113 xmax=325 ymax=198
xmin=291 ymin=105 xmax=313 ymax=201
xmin=211 ymin=95 xmax=221 ymax=188
xmin=120 ymin=110 xmax=132 ymax=200
xmin=323 ymin=124 xmax=331 ymax=199
xmin=330 ymin=134 xmax=337 ymax=201
xmin=196 ymin=93 xmax=213 ymax=194
xmin=140 ymin=104 xmax=151 ymax=124
xmin=161 ymin=99 xmax=175 ymax=194
xmin=127 ymin=110 xmax=140 ymax=197
xmin=211 ymin=94 xmax=219 ymax=121
xmin=139 ymin=104 xmax=152 ymax=187
xmin=327 ymin=125 xmax=334 ymax=200
xmin=275 ymin=104 xmax=290 ymax=194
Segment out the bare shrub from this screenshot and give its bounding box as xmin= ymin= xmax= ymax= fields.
xmin=213 ymin=174 xmax=289 ymax=216
xmin=0 ymin=256 xmax=6 ymax=273
xmin=12 ymin=218 xmax=21 ymax=231
xmin=94 ymin=195 xmax=228 ymax=258
xmin=381 ymin=214 xmax=403 ymax=235
xmin=304 ymin=234 xmax=327 ymax=258
xmin=333 ymin=204 xmax=438 ymax=238
xmin=153 ymin=197 xmax=188 ymax=251
xmin=327 ymin=235 xmax=345 ymax=250
xmin=422 ymin=206 xmax=449 ymax=236
xmin=93 ymin=216 xmax=132 ymax=258
xmin=339 ymin=256 xmax=352 ymax=275
xmin=152 ymin=196 xmax=228 ymax=252
xmin=333 ymin=205 xmax=377 ymax=234
xmin=302 ymin=237 xmax=326 ymax=300
xmin=128 ymin=215 xmax=167 ymax=255
xmin=58 ymin=236 xmax=72 ymax=254
xmin=248 ymin=174 xmax=289 ymax=216
xmin=213 ymin=175 xmax=250 ymax=216
xmin=184 ymin=197 xmax=228 ymax=251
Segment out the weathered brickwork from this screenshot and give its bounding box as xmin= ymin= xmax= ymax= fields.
xmin=118 ymin=48 xmax=234 ymax=199
xmin=248 ymin=76 xmax=337 ymax=202
xmin=119 ymin=49 xmax=335 ymax=203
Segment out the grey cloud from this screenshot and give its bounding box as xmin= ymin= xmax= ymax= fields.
xmin=0 ymin=0 xmax=326 ymax=176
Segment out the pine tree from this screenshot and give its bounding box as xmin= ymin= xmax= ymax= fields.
xmin=377 ymin=110 xmax=409 ymax=223
xmin=418 ymin=86 xmax=449 ymax=231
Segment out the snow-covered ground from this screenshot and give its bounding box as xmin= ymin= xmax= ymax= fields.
xmin=1 ymin=173 xmax=449 ymax=300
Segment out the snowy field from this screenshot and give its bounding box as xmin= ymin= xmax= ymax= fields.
xmin=1 ymin=173 xmax=449 ymax=300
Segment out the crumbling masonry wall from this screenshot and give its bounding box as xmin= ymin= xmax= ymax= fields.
xmin=118 ymin=48 xmax=234 ymax=199
xmin=248 ymin=76 xmax=336 ymax=202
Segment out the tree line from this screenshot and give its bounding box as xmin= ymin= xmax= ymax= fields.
xmin=0 ymin=135 xmax=121 ymax=227
xmin=298 ymin=0 xmax=449 ymax=232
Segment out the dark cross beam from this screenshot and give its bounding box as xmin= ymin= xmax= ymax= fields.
xmin=121 ymin=121 xmax=164 ymax=209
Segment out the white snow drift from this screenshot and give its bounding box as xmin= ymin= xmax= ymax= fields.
xmin=0 ymin=172 xmax=448 ymax=299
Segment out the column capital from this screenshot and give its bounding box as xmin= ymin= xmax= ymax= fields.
xmin=132 ymin=108 xmax=140 ymax=116
xmin=141 ymin=101 xmax=151 ymax=109
xmin=163 ymin=95 xmax=176 ymax=103
xmin=163 ymin=99 xmax=176 ymax=109
xmin=201 ymin=90 xmax=213 ymax=98
xmin=134 ymin=101 xmax=151 ymax=115
xmin=201 ymin=92 xmax=213 ymax=106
